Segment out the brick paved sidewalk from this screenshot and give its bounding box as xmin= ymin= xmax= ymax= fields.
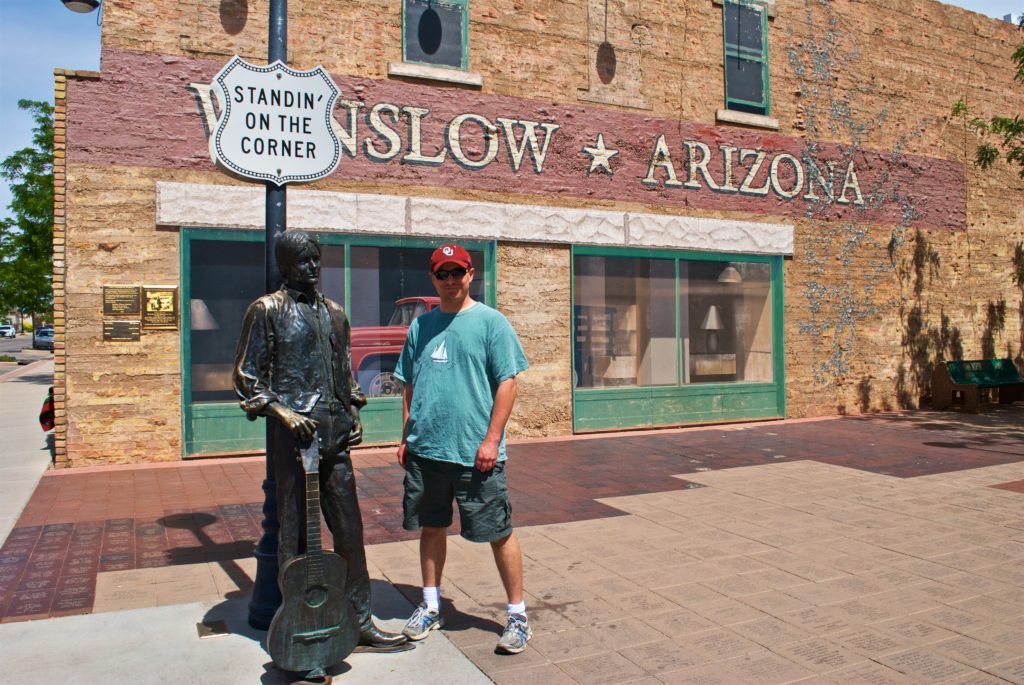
xmin=2 ymin=407 xmax=1023 ymax=683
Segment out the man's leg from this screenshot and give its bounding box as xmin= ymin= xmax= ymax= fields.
xmin=492 ymin=531 xmax=531 ymax=654
xmin=401 ymin=456 xmax=452 ymax=640
xmin=464 ymin=465 xmax=531 ymax=655
xmin=490 ymin=531 xmax=523 ymax=604
xmin=420 ymin=526 xmax=448 ymax=587
xmin=319 ymin=453 xmax=373 ymax=629
xmin=400 ymin=527 xmax=448 ymax=640
xmin=318 ymin=409 xmax=407 ymax=650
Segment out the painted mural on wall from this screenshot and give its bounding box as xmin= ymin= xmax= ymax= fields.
xmin=190 ymin=76 xmax=961 ymax=230
xmin=70 ymin=46 xmax=965 ymax=234
xmin=786 ymin=1 xmax=938 ymax=400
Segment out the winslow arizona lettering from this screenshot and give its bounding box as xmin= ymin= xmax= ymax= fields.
xmin=194 ymin=83 xmax=866 ymax=207
xmin=338 ymin=101 xmax=864 ymax=205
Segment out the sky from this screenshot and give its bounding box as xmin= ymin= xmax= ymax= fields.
xmin=0 ymin=0 xmax=1021 ymax=219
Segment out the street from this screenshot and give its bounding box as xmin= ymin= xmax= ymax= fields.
xmin=0 ymin=333 xmax=52 ymax=365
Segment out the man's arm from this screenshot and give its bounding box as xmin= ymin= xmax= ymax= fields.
xmin=474 ymin=376 xmax=517 ymax=472
xmin=234 ymin=300 xmax=282 ymax=418
xmin=234 ymin=298 xmax=317 ymax=442
xmin=396 ymin=383 xmax=414 ymax=468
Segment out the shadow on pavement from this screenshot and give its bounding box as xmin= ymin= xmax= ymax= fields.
xmin=848 ymin=405 xmax=1024 ymax=455
xmin=392 ymin=582 xmax=503 ymax=636
xmin=4 ymin=365 xmax=53 ymax=386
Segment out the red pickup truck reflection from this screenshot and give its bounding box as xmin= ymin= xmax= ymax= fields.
xmin=351 ymin=296 xmax=440 ymax=397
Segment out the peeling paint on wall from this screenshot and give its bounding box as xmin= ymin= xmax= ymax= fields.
xmin=787 ymin=0 xmax=947 ymax=391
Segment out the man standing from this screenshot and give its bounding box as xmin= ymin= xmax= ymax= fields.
xmin=394 ymin=244 xmax=532 ymax=654
xmin=233 ymin=230 xmax=408 ymax=662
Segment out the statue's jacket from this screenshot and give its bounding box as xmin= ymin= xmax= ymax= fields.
xmin=233 ymin=286 xmax=367 ymax=421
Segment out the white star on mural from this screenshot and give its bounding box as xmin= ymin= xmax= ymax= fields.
xmin=582 ymin=133 xmax=619 ymax=175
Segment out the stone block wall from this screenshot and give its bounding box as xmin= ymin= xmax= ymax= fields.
xmin=62 ymin=164 xmax=184 ymax=464
xmin=57 ymin=0 xmax=1024 ymax=464
xmin=497 ymin=243 xmax=573 ymax=437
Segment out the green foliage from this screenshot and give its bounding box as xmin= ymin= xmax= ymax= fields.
xmin=0 ymin=100 xmax=54 ymax=318
xmin=1015 ymin=25 xmax=1024 ymax=83
xmin=952 ymin=16 xmax=1024 ymax=179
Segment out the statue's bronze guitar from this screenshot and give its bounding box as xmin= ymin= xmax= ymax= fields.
xmin=267 ymin=435 xmax=358 ymax=676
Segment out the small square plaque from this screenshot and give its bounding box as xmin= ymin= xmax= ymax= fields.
xmin=102 ymin=320 xmax=141 ymax=342
xmin=102 ymin=285 xmax=141 ymax=316
xmin=142 ymin=286 xmax=179 ymax=330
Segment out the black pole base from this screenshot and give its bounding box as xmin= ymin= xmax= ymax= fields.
xmin=248 ymin=472 xmax=282 ymax=630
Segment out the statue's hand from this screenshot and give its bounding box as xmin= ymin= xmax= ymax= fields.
xmin=269 ymin=403 xmax=317 ymax=443
xmin=348 ymin=406 xmax=363 ymax=447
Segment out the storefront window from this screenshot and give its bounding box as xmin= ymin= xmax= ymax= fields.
xmin=187 ymin=234 xmax=489 ymax=405
xmin=685 ymin=260 xmax=772 ymax=384
xmin=574 ymin=255 xmax=677 ymax=388
xmin=187 ymin=238 xmax=346 ymax=403
xmin=188 ymin=239 xmax=263 ymax=403
xmin=573 ymin=253 xmax=773 ymax=389
xmin=183 ymin=231 xmax=494 ymax=453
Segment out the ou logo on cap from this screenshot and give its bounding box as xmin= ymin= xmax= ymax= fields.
xmin=443 ymin=246 xmax=454 ymax=256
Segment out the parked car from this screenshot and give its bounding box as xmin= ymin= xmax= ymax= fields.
xmin=351 ymin=296 xmax=440 ymax=397
xmin=0 ymin=325 xmax=15 ymax=338
xmin=33 ymin=328 xmax=55 ymax=351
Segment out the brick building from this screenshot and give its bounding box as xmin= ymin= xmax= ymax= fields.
xmin=53 ymin=0 xmax=1024 ymax=466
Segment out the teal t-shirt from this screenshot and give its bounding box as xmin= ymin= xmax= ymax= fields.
xmin=394 ymin=302 xmax=528 ymax=466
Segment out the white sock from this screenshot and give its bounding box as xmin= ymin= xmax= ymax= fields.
xmin=423 ymin=586 xmax=441 ymax=613
xmin=507 ymin=600 xmax=526 ymax=617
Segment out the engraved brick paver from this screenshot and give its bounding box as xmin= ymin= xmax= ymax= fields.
xmin=878 ymin=647 xmax=976 ymax=681
xmin=987 ymin=656 xmax=1024 ymax=684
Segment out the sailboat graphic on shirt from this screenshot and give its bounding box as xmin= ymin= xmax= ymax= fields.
xmin=430 ymin=340 xmax=449 ymax=363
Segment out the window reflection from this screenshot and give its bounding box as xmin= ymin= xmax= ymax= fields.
xmin=348 ymin=245 xmax=484 ymax=397
xmin=723 ymin=0 xmax=769 ymax=116
xmin=187 ymin=238 xmax=488 ymax=403
xmin=189 ymin=239 xmax=263 ymax=403
xmin=573 ymin=254 xmax=772 ymax=389
xmin=574 ymin=255 xmax=676 ymax=388
xmin=686 ymin=261 xmax=772 ymax=384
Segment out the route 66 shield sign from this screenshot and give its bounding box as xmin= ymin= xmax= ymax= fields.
xmin=209 ymin=56 xmax=342 ymax=186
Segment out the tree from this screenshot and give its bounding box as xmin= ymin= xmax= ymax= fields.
xmin=952 ymin=15 xmax=1024 ymax=178
xmin=0 ymin=99 xmax=54 ymax=325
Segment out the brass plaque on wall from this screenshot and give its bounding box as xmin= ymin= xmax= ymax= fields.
xmin=142 ymin=286 xmax=179 ymax=330
xmin=102 ymin=285 xmax=141 ymax=316
xmin=103 ymin=320 xmax=141 ymax=342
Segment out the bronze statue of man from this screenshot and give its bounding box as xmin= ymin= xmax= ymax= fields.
xmin=233 ymin=230 xmax=408 ymax=666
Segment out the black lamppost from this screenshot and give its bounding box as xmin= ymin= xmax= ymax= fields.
xmin=64 ymin=0 xmax=290 ymax=631
xmin=249 ymin=0 xmax=289 ymax=631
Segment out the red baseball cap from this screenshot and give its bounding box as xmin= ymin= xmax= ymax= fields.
xmin=429 ymin=244 xmax=473 ymax=271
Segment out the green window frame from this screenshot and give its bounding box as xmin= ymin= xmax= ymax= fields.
xmin=571 ymin=245 xmax=785 ymax=432
xmin=180 ymin=228 xmax=496 ymax=457
xmin=402 ymin=0 xmax=470 ymax=71
xmin=722 ymin=0 xmax=770 ymax=116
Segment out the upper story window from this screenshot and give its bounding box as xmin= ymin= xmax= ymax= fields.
xmin=722 ymin=0 xmax=770 ymax=117
xmin=390 ymin=0 xmax=481 ymax=87
xmin=403 ymin=0 xmax=469 ymax=70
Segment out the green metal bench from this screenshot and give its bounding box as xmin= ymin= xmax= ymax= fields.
xmin=932 ymin=358 xmax=1024 ymax=412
